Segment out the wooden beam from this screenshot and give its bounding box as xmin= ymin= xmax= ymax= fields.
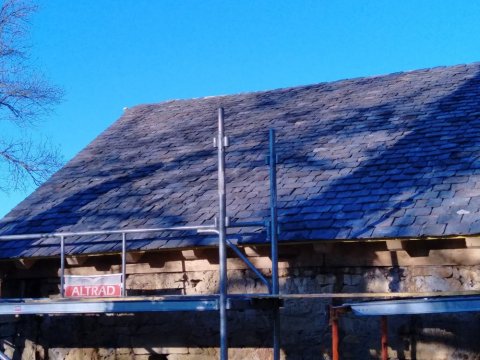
xmin=243 ymin=246 xmax=265 ymax=257
xmin=181 ymin=250 xmax=198 ymax=260
xmin=465 ymin=237 xmax=480 ymax=248
xmin=385 ymin=240 xmax=403 ymax=251
xmin=14 ymin=259 xmax=36 ymax=270
xmin=126 ymin=252 xmax=144 ymax=263
xmin=66 ymin=256 xmax=88 ymax=266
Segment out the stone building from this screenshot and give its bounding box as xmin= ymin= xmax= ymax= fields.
xmin=1 ymin=62 xmax=480 ymax=359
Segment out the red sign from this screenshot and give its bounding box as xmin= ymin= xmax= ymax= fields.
xmin=64 ymin=274 xmax=122 ymax=298
xmin=65 ymin=284 xmax=121 ymax=297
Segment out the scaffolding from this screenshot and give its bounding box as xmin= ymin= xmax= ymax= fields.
xmin=0 ymin=108 xmax=281 ymax=360
xmin=3 ymin=108 xmax=480 ymax=360
xmin=329 ymin=294 xmax=480 ymax=360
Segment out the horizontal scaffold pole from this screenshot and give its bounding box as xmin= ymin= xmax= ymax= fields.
xmin=0 ymin=224 xmax=217 ymax=241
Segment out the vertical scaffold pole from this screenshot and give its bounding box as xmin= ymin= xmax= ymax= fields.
xmin=269 ymin=129 xmax=280 ymax=360
xmin=217 ymin=107 xmax=228 ymax=360
xmin=122 ymin=232 xmax=127 ymax=297
xmin=331 ymin=307 xmax=340 ymax=360
xmin=60 ymin=235 xmax=65 ymax=297
xmin=381 ymin=316 xmax=388 ymax=360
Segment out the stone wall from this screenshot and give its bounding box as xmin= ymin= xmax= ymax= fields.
xmin=1 ymin=241 xmax=480 ymax=359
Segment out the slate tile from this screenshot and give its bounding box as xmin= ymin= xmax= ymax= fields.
xmin=407 ymin=207 xmax=432 ymax=216
xmin=309 ymin=229 xmax=339 ymax=240
xmin=469 ymin=220 xmax=480 ymax=234
xmin=396 ymin=225 xmax=424 ymax=238
xmin=445 ymin=222 xmax=467 ymax=235
xmin=393 ymin=216 xmax=416 ymax=226
xmin=372 ymin=226 xmax=398 ymax=238
xmin=421 ymin=223 xmax=446 ymax=235
xmin=2 ymin=62 xmax=480 ymax=257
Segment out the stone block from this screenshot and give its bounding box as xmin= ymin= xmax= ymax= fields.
xmin=20 ymin=339 xmax=37 ymax=360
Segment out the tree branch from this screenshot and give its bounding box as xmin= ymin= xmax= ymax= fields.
xmin=0 ymin=0 xmax=63 ymax=192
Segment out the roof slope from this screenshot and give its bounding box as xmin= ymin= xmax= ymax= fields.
xmin=2 ymin=63 xmax=480 ymax=258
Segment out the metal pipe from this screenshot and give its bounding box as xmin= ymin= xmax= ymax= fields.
xmin=273 ymin=306 xmax=280 ymax=360
xmin=217 ymin=107 xmax=228 ymax=360
xmin=122 ymin=233 xmax=127 ymax=297
xmin=0 ymin=224 xmax=217 ymax=241
xmin=226 ymin=239 xmax=271 ymax=292
xmin=60 ymin=235 xmax=65 ymax=297
xmin=269 ymin=129 xmax=281 ymax=360
xmin=381 ymin=316 xmax=388 ymax=360
xmin=331 ymin=307 xmax=340 ymax=360
xmin=269 ymin=128 xmax=279 ymax=295
xmin=197 ymin=229 xmax=220 ymax=235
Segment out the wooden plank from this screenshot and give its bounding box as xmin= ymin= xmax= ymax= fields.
xmin=181 ymin=250 xmax=197 ymax=260
xmin=66 ymin=256 xmax=88 ymax=266
xmin=6 ymin=238 xmax=480 ymax=280
xmin=465 ymin=237 xmax=480 ymax=248
xmin=385 ymin=240 xmax=403 ymax=251
xmin=327 ymin=248 xmax=480 ymax=267
xmin=243 ymin=246 xmax=263 ymax=257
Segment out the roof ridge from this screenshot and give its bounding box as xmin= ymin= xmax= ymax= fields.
xmin=126 ymin=61 xmax=480 ymax=111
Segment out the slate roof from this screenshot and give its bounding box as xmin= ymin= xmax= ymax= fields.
xmin=2 ymin=62 xmax=480 ymax=259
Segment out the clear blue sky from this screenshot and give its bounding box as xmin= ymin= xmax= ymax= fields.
xmin=2 ymin=0 xmax=480 ymax=217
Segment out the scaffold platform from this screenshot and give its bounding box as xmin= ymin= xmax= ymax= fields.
xmin=0 ymin=294 xmax=285 ymax=315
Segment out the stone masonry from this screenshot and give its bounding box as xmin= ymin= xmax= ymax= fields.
xmin=1 ymin=242 xmax=480 ymax=359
